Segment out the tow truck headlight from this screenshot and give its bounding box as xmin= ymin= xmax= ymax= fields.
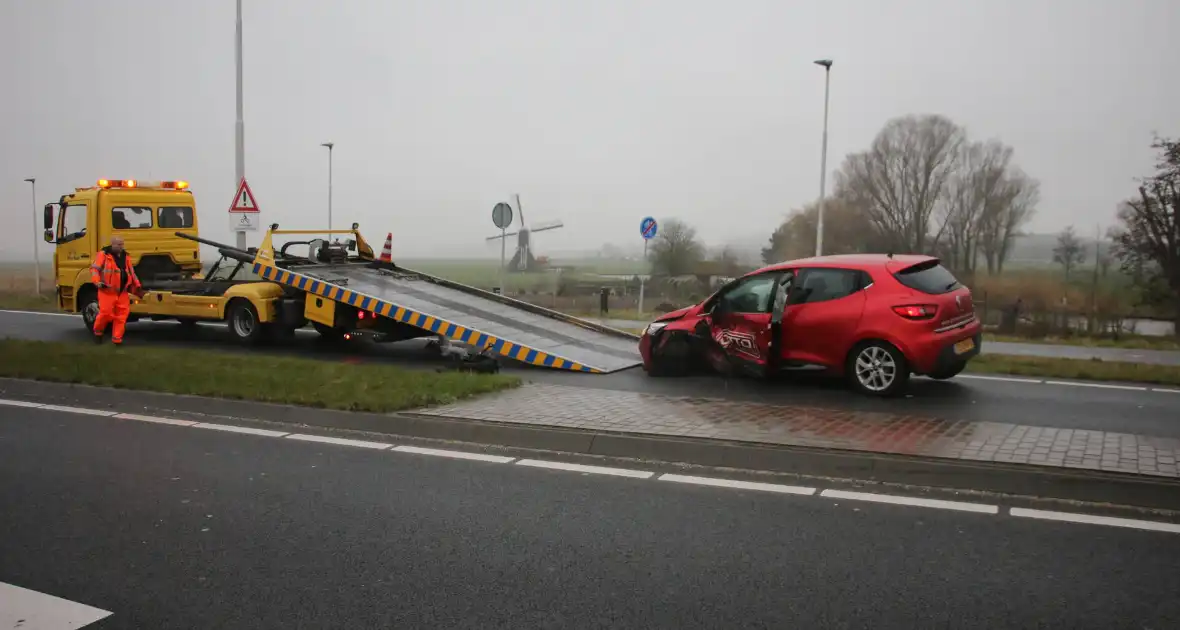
xmin=644 ymin=321 xmax=667 ymax=336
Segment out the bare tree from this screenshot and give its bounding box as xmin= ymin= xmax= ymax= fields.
xmin=761 ymin=197 xmax=883 ymax=263
xmin=977 ymin=168 xmax=1040 ymax=274
xmin=1110 ymin=136 xmax=1180 ymax=335
xmin=835 ymin=114 xmax=966 ymax=253
xmin=1052 ymin=225 xmax=1086 ymax=280
xmin=649 ymin=218 xmax=705 ymax=277
xmin=937 ymin=139 xmax=1015 ymax=274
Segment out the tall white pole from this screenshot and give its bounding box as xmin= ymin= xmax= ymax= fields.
xmin=234 ymin=0 xmax=246 ymax=250
xmin=638 ymin=239 xmax=647 ymax=315
xmin=814 ymin=59 xmax=833 ymax=257
xmin=25 ymin=177 xmax=40 ymax=296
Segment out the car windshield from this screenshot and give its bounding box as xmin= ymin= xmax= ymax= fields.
xmin=893 ymin=260 xmax=962 ymax=294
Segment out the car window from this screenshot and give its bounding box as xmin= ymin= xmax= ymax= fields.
xmin=159 ymin=206 xmax=195 ymax=229
xmin=717 ymin=273 xmax=779 ymax=314
xmin=893 ymin=260 xmax=961 ymax=294
xmin=112 ymin=206 xmax=153 ymax=230
xmin=794 ymin=268 xmax=865 ymax=304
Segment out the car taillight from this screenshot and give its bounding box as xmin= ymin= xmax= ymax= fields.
xmin=893 ymin=304 xmax=938 ymax=320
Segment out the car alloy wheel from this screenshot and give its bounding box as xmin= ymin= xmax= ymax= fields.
xmin=854 ymin=345 xmax=898 ymax=393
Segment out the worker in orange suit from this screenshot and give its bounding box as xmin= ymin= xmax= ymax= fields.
xmin=91 ymin=236 xmax=143 ymax=345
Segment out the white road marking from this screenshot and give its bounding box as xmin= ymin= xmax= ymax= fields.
xmin=659 ymin=473 xmax=816 ymax=495
xmin=1010 ymin=507 xmax=1180 ymax=534
xmin=113 ymin=413 xmax=199 ymax=426
xmin=38 ymin=405 xmax=117 ymax=417
xmin=0 ymin=581 xmax=112 ymax=629
xmin=285 ymin=433 xmax=392 ymax=450
xmin=957 ymin=374 xmax=1043 ymax=384
xmin=516 ymin=459 xmax=654 ymax=479
xmin=1152 ymin=387 xmax=1180 ymax=394
xmin=393 ymin=445 xmax=515 ymax=463
xmin=191 ymin=423 xmax=290 ymax=437
xmin=0 ymin=308 xmax=77 ymax=318
xmin=0 ymin=398 xmax=45 ymax=408
xmin=820 ymin=489 xmax=999 ymax=514
xmin=1043 ymin=380 xmax=1149 ymax=392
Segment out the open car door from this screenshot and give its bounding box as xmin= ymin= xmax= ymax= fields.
xmin=694 ymin=271 xmax=791 ymax=378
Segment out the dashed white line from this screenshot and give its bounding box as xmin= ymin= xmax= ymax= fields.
xmin=0 ymin=308 xmax=77 ymax=317
xmin=957 ymin=374 xmax=1043 ymax=384
xmin=0 ymin=398 xmax=45 ymax=408
xmin=1153 ymin=387 xmax=1180 ymax=394
xmin=1010 ymin=507 xmax=1180 ymax=534
xmin=659 ymin=474 xmax=816 ymax=495
xmin=285 ymin=433 xmax=392 ymax=450
xmin=821 ymin=489 xmax=999 ymax=514
xmin=1043 ymin=380 xmax=1149 ymax=392
xmin=191 ymin=422 xmax=290 ymax=437
xmin=39 ymin=404 xmax=117 ymax=417
xmin=393 ymin=445 xmax=515 ymax=463
xmin=516 ymin=459 xmax=654 ymax=479
xmin=114 ymin=413 xmax=199 ymax=427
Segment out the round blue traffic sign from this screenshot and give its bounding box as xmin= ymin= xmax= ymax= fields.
xmin=640 ymin=217 xmax=658 ymax=240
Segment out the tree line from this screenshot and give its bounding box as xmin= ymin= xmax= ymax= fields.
xmin=761 ymin=113 xmax=1039 ymax=275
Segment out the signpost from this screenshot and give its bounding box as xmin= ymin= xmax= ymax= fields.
xmin=638 ymin=216 xmax=658 ymax=315
xmin=228 ymin=177 xmax=261 ymax=233
xmin=492 ymin=202 xmax=514 ymax=295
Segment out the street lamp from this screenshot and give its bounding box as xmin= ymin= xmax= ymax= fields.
xmin=321 ymin=142 xmax=334 ymax=232
xmin=23 ymin=177 xmax=40 ymax=296
xmin=814 ymin=58 xmax=833 ymax=257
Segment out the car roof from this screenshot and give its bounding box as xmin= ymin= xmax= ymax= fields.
xmin=751 ymin=253 xmax=937 ymax=276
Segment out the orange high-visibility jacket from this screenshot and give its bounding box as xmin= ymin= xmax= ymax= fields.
xmin=90 ymin=247 xmax=141 ymax=294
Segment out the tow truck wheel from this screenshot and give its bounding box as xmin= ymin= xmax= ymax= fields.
xmin=79 ymin=290 xmax=100 ymax=333
xmin=227 ymin=300 xmax=264 ymax=345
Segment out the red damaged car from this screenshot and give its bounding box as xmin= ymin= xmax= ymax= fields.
xmin=638 ymin=254 xmax=982 ymax=397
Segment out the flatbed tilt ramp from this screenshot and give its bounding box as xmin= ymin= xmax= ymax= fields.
xmin=252 ymin=241 xmax=642 ymax=373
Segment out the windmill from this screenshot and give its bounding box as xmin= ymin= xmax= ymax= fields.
xmin=486 ymin=194 xmax=564 ymax=272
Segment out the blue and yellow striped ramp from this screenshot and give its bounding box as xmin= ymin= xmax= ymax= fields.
xmin=254 ymin=263 xmax=605 ymax=373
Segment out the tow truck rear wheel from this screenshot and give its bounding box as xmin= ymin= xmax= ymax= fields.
xmin=227 ymin=300 xmax=264 ymax=345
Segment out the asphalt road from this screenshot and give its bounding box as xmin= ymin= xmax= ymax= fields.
xmin=3 ymin=309 xmax=1180 ymax=439
xmin=3 ymin=408 xmax=1179 ymax=629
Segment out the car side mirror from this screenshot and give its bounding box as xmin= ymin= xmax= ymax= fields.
xmin=43 ymin=203 xmax=57 ymax=231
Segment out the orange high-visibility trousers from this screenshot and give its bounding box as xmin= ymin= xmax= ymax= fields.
xmin=93 ymin=290 xmax=132 ymax=344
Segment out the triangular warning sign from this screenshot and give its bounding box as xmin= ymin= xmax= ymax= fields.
xmin=229 ymin=178 xmax=260 ymax=213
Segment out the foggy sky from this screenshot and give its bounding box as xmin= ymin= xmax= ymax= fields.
xmin=2 ymin=0 xmax=1177 ymax=262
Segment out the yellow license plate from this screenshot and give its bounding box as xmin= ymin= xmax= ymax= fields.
xmin=953 ymin=338 xmax=975 ymax=355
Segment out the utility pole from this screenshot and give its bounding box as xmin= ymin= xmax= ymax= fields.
xmin=24 ymin=177 xmax=40 ymax=296
xmin=813 ymin=59 xmax=833 ymax=257
xmin=234 ymin=0 xmax=247 ymax=250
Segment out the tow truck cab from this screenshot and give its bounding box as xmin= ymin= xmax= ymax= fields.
xmin=42 ymin=179 xmax=202 ymax=314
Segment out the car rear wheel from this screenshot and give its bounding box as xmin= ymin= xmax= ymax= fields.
xmin=846 ymin=341 xmax=910 ymax=397
xmin=928 ymin=362 xmax=967 ymax=380
xmin=79 ymin=289 xmax=100 ymax=333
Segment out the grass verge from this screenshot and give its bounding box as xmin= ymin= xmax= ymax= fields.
xmin=0 ymin=338 xmax=520 ymax=412
xmin=967 ymin=353 xmax=1180 ymax=387
xmin=0 ymin=291 xmax=56 ymax=312
xmin=984 ymin=332 xmax=1180 ymax=352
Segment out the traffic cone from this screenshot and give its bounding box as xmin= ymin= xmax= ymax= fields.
xmin=379 ymin=233 xmax=393 ymax=264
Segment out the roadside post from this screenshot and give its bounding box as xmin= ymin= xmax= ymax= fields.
xmin=638 ymin=216 xmax=658 ymax=315
xmin=228 ymin=177 xmax=261 ymax=240
xmin=492 ymin=202 xmax=513 ymax=295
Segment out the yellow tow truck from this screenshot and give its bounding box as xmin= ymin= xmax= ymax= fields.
xmin=44 ymin=178 xmax=644 ymax=372
xmin=43 ymin=178 xmax=293 ymax=342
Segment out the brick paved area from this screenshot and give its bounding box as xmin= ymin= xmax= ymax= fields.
xmin=418 ymin=384 xmax=1180 ymax=479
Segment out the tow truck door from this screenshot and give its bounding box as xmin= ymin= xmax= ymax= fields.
xmin=703 ymin=271 xmax=784 ymax=377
